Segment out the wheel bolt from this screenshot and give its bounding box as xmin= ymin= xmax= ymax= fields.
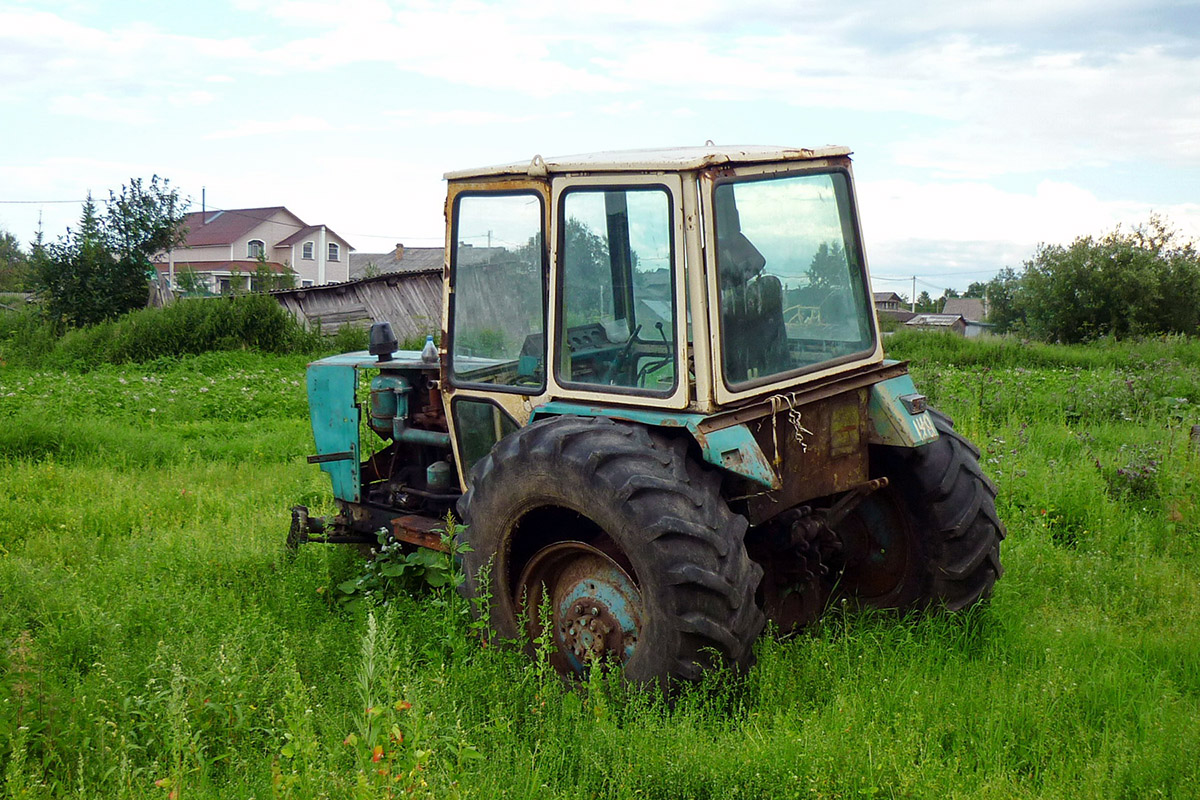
xmin=591 ymin=607 xmax=599 ymax=615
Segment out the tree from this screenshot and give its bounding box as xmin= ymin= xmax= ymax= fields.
xmin=33 ymin=176 xmax=188 ymax=327
xmin=806 ymin=242 xmax=849 ymax=290
xmin=964 ymin=281 xmax=987 ymax=298
xmin=985 ymin=216 xmax=1200 ymax=342
xmin=250 ymin=250 xmax=296 ymax=292
xmin=35 ymin=195 xmax=113 ymax=326
xmin=915 ymin=290 xmax=934 ymax=312
xmin=0 ymin=229 xmax=28 ymax=292
xmin=559 ymin=217 xmax=610 ymax=319
xmin=175 ymin=266 xmax=208 ymax=296
xmin=983 ymin=267 xmax=1023 ymax=333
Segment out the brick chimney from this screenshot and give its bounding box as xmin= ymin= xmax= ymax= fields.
xmin=394 ymin=242 xmax=405 ymax=261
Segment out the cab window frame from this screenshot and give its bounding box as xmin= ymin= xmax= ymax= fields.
xmin=710 ymin=165 xmax=878 ymax=394
xmin=446 ymin=188 xmax=549 ymax=396
xmin=552 ymin=181 xmax=680 ymax=399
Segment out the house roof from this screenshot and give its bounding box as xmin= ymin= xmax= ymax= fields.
xmin=906 ymin=313 xmax=965 ymax=327
xmin=446 ymin=145 xmax=852 ymax=180
xmin=873 ymin=291 xmax=904 ymax=303
xmin=177 ymin=207 xmax=289 ymax=246
xmin=350 ymin=246 xmax=445 ymax=279
xmin=276 ymin=225 xmax=322 ymax=246
xmin=942 ymin=297 xmax=985 ymax=321
xmin=154 ymin=260 xmax=292 ymax=274
xmin=275 ymin=224 xmax=353 ymax=248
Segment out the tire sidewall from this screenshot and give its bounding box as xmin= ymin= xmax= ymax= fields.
xmin=458 ymin=422 xmax=690 ymax=681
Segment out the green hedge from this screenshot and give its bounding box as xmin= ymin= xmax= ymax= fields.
xmin=0 ymin=294 xmax=324 ymax=369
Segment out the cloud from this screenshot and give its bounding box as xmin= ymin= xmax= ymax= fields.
xmin=857 ymin=176 xmax=1200 ymax=282
xmin=206 ymin=115 xmax=337 ymax=140
xmin=6 ymin=1 xmax=1196 ymax=169
xmin=4 ymin=0 xmax=1199 ymax=280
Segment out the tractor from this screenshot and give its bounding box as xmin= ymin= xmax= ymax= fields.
xmin=290 ymin=145 xmax=1004 ymax=683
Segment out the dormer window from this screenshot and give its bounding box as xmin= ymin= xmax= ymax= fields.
xmin=302 ymin=241 xmax=314 ymax=260
xmin=328 ymin=242 xmax=340 ymax=262
xmin=248 ymin=239 xmax=265 ymax=258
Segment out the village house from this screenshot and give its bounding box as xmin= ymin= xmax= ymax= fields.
xmin=155 ymin=206 xmax=353 ymax=293
xmin=941 ymin=296 xmax=987 ymax=322
xmin=872 ymin=291 xmax=905 ymax=312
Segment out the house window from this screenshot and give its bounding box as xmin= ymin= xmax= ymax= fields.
xmin=302 ymin=241 xmax=314 ymax=260
xmin=248 ymin=239 xmax=265 ymax=258
xmin=328 ymin=242 xmax=340 ymax=261
xmin=302 ymin=279 xmax=314 ymax=287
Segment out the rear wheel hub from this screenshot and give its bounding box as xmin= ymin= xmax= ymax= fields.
xmin=517 ymin=541 xmax=642 ymax=675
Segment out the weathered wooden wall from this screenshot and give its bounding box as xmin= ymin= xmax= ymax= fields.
xmin=271 ymin=269 xmax=442 ymax=340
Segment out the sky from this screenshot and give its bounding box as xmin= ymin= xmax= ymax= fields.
xmin=1 ymin=0 xmax=1198 ymax=295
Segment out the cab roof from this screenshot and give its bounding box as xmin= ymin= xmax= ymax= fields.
xmin=444 ymin=145 xmax=853 ymax=180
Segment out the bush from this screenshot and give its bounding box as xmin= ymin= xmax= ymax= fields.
xmin=986 ymin=216 xmax=1200 ymax=342
xmin=0 ymin=294 xmax=324 ymax=369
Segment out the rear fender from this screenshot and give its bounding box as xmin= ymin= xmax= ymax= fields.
xmin=530 ymin=401 xmax=779 ymax=489
xmin=867 ymin=374 xmax=939 ymax=448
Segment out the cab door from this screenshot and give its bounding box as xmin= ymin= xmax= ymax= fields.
xmin=547 ymin=173 xmax=689 ymax=409
xmin=443 ymin=179 xmax=552 ymax=488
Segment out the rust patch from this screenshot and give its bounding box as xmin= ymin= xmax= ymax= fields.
xmin=392 ymin=514 xmax=449 ymax=552
xmin=744 ymin=390 xmax=869 ymax=526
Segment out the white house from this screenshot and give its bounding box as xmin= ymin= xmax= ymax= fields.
xmin=155 ymin=206 xmax=353 ymax=293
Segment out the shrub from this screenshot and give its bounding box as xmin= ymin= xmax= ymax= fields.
xmin=0 ymin=294 xmax=323 ymax=369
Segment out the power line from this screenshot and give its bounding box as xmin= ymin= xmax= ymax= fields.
xmin=0 ymin=198 xmax=113 ymax=204
xmin=0 ymin=198 xmax=442 ymax=247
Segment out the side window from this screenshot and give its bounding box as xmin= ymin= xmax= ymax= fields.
xmin=450 ymin=192 xmax=545 ymax=391
xmin=714 ymin=171 xmax=874 ymax=387
xmin=302 ymin=241 xmax=314 ymax=259
xmin=453 ymin=398 xmax=520 ymax=476
xmin=247 ymin=239 xmax=265 ymax=258
xmin=328 ymin=242 xmax=340 ymax=262
xmin=557 ymin=187 xmax=676 ymax=393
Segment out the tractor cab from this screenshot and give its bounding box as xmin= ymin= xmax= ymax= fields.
xmin=442 ymin=146 xmax=883 ymax=484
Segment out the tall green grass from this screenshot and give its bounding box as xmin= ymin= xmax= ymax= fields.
xmin=1 ymin=338 xmax=1198 ymax=797
xmin=886 ymin=329 xmax=1200 ymax=370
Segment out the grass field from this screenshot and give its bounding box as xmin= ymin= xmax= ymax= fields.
xmin=2 ymin=335 xmax=1199 ymax=798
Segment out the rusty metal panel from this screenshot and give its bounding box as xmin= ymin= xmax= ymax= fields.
xmin=392 ymin=514 xmax=449 ymax=552
xmin=744 ymin=388 xmax=869 ymax=525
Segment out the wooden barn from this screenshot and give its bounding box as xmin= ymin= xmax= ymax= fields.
xmin=270 ymin=268 xmax=442 ymax=342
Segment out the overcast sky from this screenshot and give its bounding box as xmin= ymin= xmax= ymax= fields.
xmin=1 ymin=0 xmax=1197 ymax=293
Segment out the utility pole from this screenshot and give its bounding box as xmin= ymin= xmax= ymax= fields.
xmin=911 ymin=276 xmax=916 ymax=312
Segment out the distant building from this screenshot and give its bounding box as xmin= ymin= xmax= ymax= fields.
xmin=873 ymin=291 xmax=905 ymax=312
xmin=155 ymin=206 xmax=352 ymax=293
xmin=906 ymin=313 xmax=968 ymax=335
xmin=349 ymin=243 xmax=444 ymax=279
xmin=942 ymin=297 xmax=987 ymax=322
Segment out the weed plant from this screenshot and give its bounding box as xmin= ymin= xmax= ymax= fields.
xmin=0 ymin=336 xmax=1198 ymax=797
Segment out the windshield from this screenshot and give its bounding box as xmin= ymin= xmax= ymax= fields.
xmin=713 ymin=170 xmax=875 ymax=388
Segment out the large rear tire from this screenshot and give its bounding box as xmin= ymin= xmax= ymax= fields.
xmin=835 ymin=409 xmax=1004 ymax=611
xmin=457 ymin=416 xmax=764 ymax=683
